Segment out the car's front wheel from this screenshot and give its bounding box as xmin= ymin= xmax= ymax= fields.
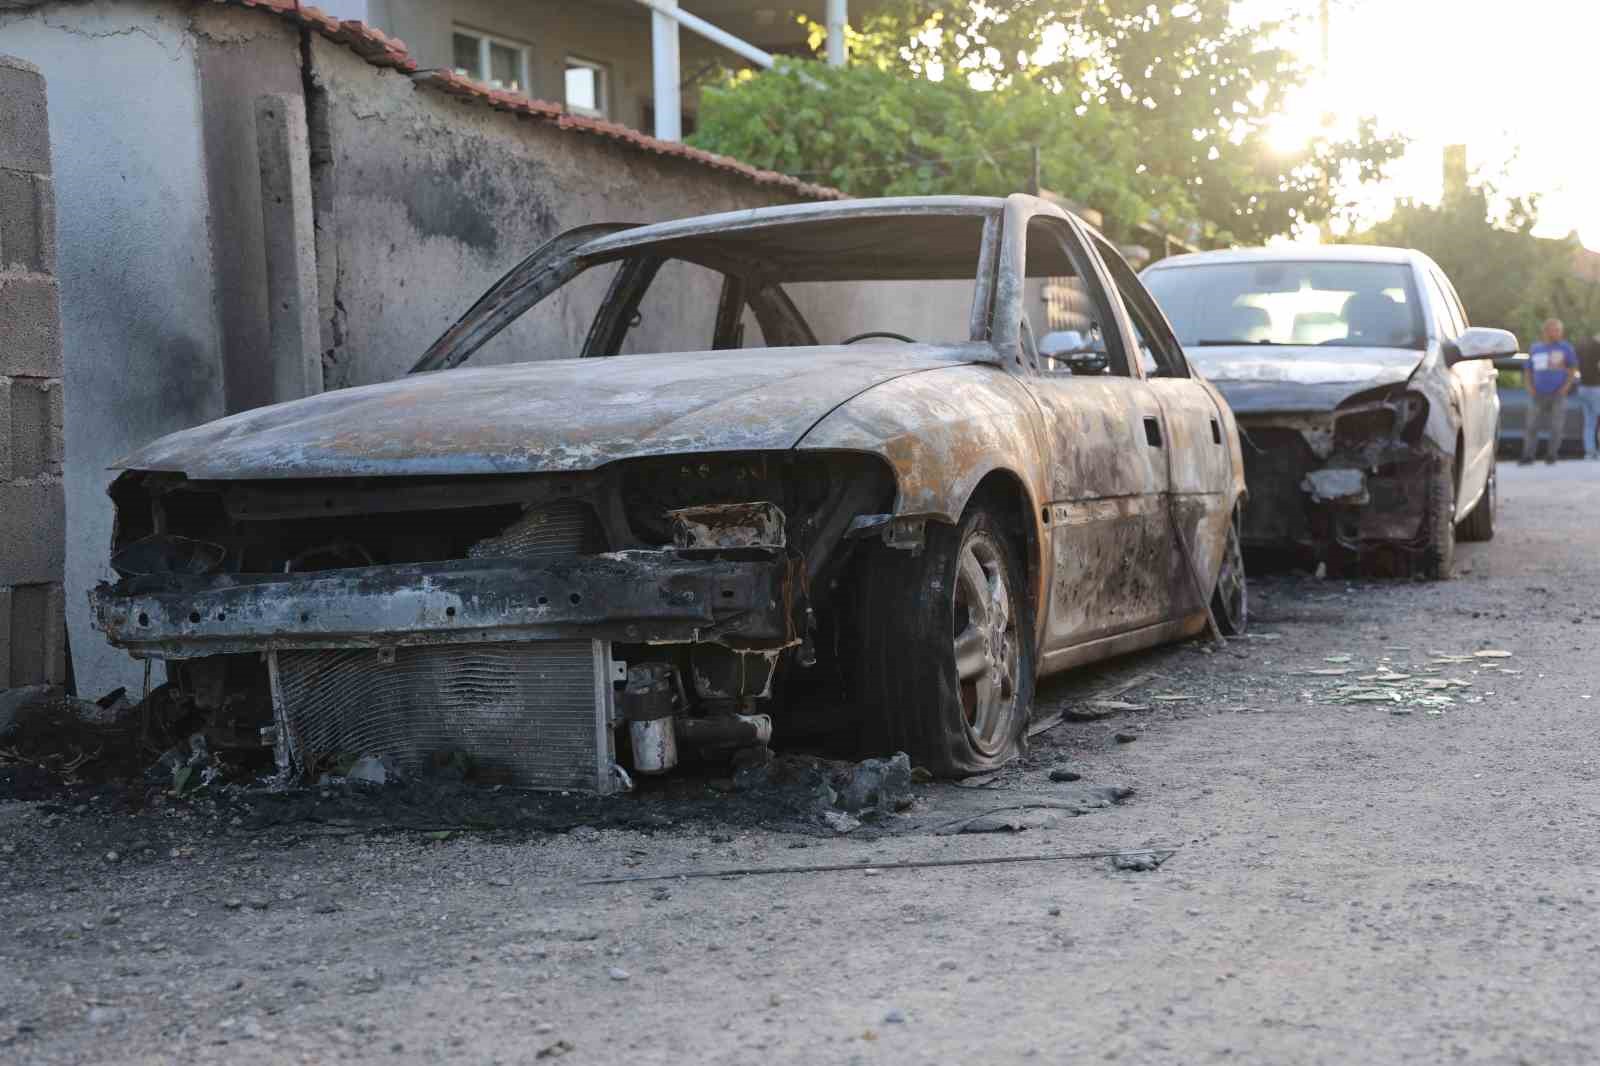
xmin=1421 ymin=465 xmax=1457 ymax=579
xmin=855 ymin=504 xmax=1035 ymax=776
xmin=1457 ymin=453 xmax=1496 ymax=543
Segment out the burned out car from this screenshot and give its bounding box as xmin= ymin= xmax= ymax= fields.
xmin=91 ymin=195 xmax=1246 ymax=791
xmin=1142 ymin=247 xmax=1515 ymax=578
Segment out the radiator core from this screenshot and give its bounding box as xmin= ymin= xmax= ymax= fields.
xmin=269 ymin=639 xmax=619 ymax=793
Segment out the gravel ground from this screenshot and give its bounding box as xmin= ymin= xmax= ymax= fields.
xmin=3 ymin=460 xmax=1598 ymax=1065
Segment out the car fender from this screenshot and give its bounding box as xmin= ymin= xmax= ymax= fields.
xmin=796 ymin=363 xmax=1054 ymax=637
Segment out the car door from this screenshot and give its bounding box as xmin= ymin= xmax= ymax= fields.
xmin=1088 ymin=234 xmax=1233 ymax=613
xmin=1425 ymin=265 xmax=1494 ymax=512
xmin=1015 ymin=213 xmax=1175 ymax=654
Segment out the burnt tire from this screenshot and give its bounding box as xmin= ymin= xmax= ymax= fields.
xmin=854 ymin=506 xmax=1035 ymax=777
xmin=1421 ymin=464 xmax=1457 ymax=580
xmin=1211 ymin=504 xmax=1248 ymax=636
xmin=1457 ymin=459 xmax=1496 ymax=543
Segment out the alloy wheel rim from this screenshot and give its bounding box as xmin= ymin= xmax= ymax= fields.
xmin=952 ymin=532 xmax=1019 ymax=754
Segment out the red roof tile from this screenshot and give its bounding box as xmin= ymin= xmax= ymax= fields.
xmin=218 ymin=0 xmax=843 ymax=201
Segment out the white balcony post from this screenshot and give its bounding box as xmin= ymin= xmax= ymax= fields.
xmin=650 ymin=0 xmax=683 ymax=141
xmin=826 ymin=0 xmax=848 ymax=67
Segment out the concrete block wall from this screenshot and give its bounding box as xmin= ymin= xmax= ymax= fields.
xmin=0 ymin=54 xmax=66 ymax=688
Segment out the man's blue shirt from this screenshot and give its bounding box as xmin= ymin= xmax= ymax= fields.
xmin=1529 ymin=340 xmax=1577 ymax=396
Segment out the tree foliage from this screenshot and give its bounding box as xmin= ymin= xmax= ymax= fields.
xmin=688 ymin=0 xmax=1406 ymax=245
xmin=1349 ymin=182 xmax=1600 ymax=346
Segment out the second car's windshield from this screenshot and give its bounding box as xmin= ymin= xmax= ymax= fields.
xmin=1144 ymin=260 xmax=1425 ymax=351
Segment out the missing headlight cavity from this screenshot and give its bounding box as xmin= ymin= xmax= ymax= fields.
xmin=1235 ymin=386 xmax=1449 ymax=579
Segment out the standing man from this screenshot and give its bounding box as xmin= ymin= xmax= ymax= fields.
xmin=1576 ymin=330 xmax=1600 ymax=459
xmin=1521 ymin=317 xmax=1578 ymax=465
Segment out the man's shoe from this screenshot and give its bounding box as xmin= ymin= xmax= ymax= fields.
xmin=1518 ymin=458 xmax=1534 ymax=466
xmin=1547 ymin=458 xmax=1558 ymax=465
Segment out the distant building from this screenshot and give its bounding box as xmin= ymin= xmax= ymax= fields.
xmin=320 ymin=1 xmax=871 ymax=139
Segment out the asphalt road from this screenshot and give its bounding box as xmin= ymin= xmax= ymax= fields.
xmin=3 ymin=460 xmax=1598 ymax=1065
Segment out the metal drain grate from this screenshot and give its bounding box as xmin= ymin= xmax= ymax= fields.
xmin=269 ymin=640 xmax=618 ymax=792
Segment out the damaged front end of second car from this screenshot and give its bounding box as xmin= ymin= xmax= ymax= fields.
xmin=90 ymin=450 xmax=897 ymax=794
xmin=1231 ymin=372 xmax=1454 ymax=575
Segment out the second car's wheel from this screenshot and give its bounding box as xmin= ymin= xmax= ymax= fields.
xmin=1457 ymin=456 xmax=1496 ymax=543
xmin=854 ymin=504 xmax=1035 ymax=777
xmin=1211 ymin=504 xmax=1248 ymax=635
xmin=1421 ymin=464 xmax=1457 ymax=580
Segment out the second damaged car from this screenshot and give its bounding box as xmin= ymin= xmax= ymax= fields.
xmin=1142 ymin=247 xmax=1514 ymax=578
xmin=92 ymin=195 xmax=1245 ymax=791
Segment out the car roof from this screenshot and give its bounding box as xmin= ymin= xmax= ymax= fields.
xmin=575 ymin=195 xmax=1038 ymax=283
xmin=1145 ymin=244 xmax=1425 ymax=271
xmin=580 ymin=196 xmax=1008 ymax=254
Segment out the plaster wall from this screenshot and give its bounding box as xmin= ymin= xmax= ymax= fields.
xmin=0 ymin=0 xmax=224 ymax=697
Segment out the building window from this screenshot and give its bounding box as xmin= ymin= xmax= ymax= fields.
xmin=564 ymin=56 xmax=609 ymax=118
xmin=451 ymin=27 xmax=530 ymax=94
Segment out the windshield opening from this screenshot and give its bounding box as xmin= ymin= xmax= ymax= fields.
xmin=1144 ymin=260 xmax=1425 ymax=351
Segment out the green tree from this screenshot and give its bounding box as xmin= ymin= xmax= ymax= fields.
xmin=1349 ymin=181 xmax=1600 ymax=347
xmin=689 ymin=0 xmax=1406 ymax=245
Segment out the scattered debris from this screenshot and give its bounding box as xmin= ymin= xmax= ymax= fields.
xmin=583 ymin=842 xmax=1174 ymax=885
xmin=1473 ymin=649 xmax=1513 ymax=659
xmin=1111 ymin=851 xmax=1169 ymax=872
xmin=835 ymin=753 xmax=913 ymax=816
xmin=932 ymin=786 xmax=1135 ymax=835
xmin=821 ymin=810 xmax=860 ymax=834
xmin=346 ymin=755 xmax=401 ymax=788
xmin=1114 ymin=733 xmax=1138 ymax=744
xmin=1048 ymin=769 xmax=1083 ymax=783
xmin=1086 ymin=700 xmax=1152 ymax=713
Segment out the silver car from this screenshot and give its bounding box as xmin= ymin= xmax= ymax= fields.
xmin=1143 ymin=246 xmax=1514 ymax=578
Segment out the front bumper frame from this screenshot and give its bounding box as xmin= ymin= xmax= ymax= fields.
xmin=91 ymin=549 xmax=791 ymax=660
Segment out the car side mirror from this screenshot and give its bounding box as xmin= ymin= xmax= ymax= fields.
xmin=1446 ymin=326 xmax=1518 ymax=365
xmin=1039 ymin=329 xmax=1109 ymax=374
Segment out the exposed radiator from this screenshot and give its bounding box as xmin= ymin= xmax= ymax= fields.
xmin=268 ymin=640 xmax=620 ymax=793
xmin=469 ymin=499 xmax=603 ymax=559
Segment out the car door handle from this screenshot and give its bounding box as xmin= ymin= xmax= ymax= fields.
xmin=1143 ymin=415 xmax=1163 ymax=447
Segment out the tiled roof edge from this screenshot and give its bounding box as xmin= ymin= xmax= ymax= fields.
xmin=221 ymin=0 xmax=845 ymax=201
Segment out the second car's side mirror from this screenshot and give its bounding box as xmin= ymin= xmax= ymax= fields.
xmin=1446 ymin=326 xmax=1519 ymax=365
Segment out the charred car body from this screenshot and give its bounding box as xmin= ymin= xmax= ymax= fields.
xmin=1142 ymin=247 xmax=1515 ymax=578
xmin=92 ymin=195 xmax=1246 ymax=790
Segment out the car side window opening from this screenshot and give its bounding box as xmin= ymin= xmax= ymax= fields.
xmin=1425 ymin=268 xmax=1465 ymax=339
xmin=613 ymin=257 xmax=733 ymax=356
xmin=1142 ymin=261 xmax=1427 ymax=351
xmin=1027 ymin=216 xmax=1132 ymax=378
xmin=1091 ymin=236 xmax=1189 ymax=379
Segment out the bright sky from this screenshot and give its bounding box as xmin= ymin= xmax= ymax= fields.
xmin=1235 ymin=0 xmax=1600 ymax=245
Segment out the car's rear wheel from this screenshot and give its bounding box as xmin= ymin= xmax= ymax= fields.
xmin=1458 ymin=455 xmax=1496 ymax=542
xmin=1421 ymin=464 xmax=1457 ymax=579
xmin=1211 ymin=504 xmax=1248 ymax=635
xmin=855 ymin=505 xmax=1035 ymax=776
